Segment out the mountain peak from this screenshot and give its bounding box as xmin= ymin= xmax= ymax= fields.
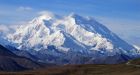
xmin=68 ymin=13 xmax=94 ymax=21
xmin=30 ymin=11 xmax=56 ymax=24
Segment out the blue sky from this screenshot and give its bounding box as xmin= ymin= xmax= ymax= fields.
xmin=0 ymin=0 xmax=140 ymax=46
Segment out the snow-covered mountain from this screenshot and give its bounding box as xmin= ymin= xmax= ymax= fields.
xmin=3 ymin=12 xmax=140 ymax=64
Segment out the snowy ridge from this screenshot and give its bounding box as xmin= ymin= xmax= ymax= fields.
xmin=134 ymin=45 xmax=140 ymax=51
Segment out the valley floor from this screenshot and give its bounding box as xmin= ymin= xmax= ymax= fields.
xmin=0 ymin=64 xmax=140 ymax=75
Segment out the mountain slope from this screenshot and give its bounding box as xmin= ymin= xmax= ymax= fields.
xmin=5 ymin=12 xmax=140 ymax=64
xmin=0 ymin=44 xmax=42 ymax=71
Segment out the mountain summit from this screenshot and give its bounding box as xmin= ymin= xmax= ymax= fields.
xmin=5 ymin=12 xmax=140 ymax=64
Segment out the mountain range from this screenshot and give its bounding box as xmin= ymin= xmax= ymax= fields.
xmin=1 ymin=12 xmax=140 ymax=64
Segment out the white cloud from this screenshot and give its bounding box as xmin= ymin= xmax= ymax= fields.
xmin=17 ymin=6 xmax=33 ymax=12
xmin=0 ymin=24 xmax=18 ymax=34
xmin=37 ymin=11 xmax=55 ymax=20
xmin=38 ymin=11 xmax=54 ymax=17
xmin=0 ymin=25 xmax=9 ymax=32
